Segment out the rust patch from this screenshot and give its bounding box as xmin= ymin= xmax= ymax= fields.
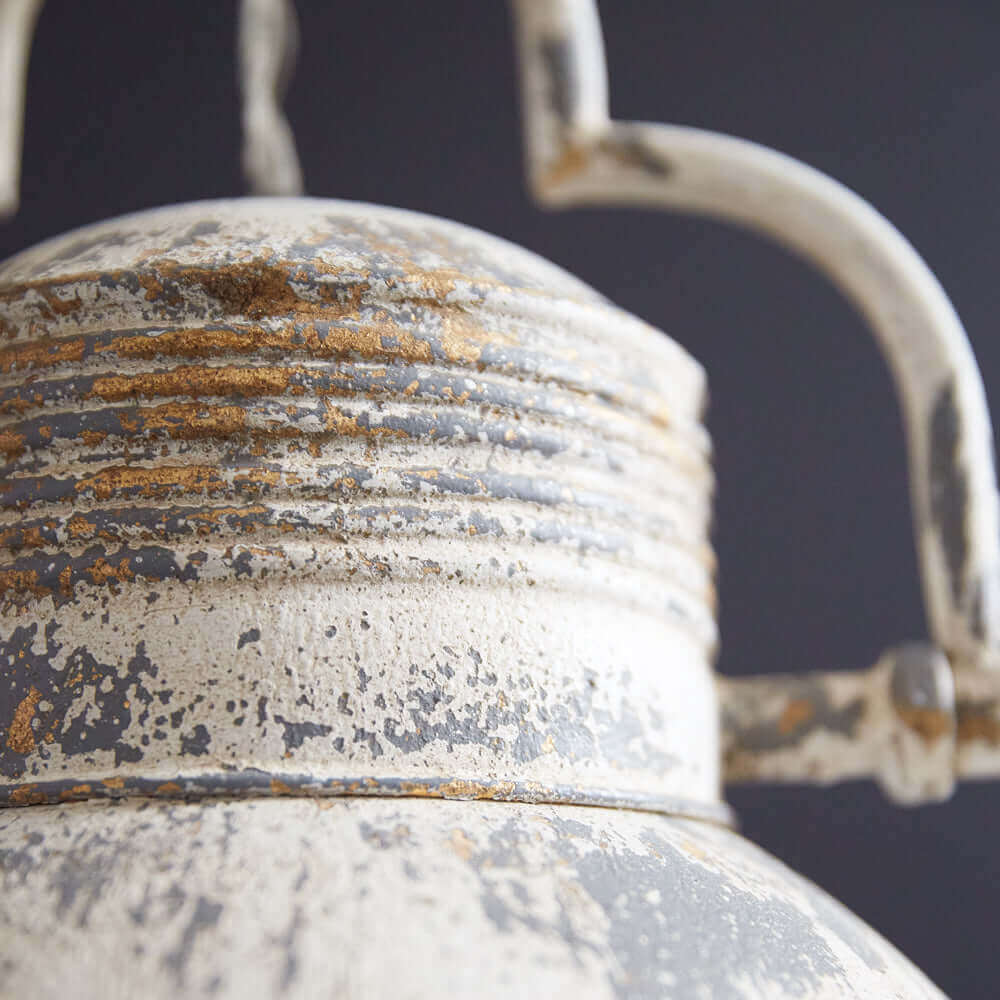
xmin=106 ymin=326 xmax=273 ymax=361
xmin=543 ymin=144 xmax=590 ymax=187
xmin=8 ymin=784 xmax=45 ymax=806
xmin=75 ymin=465 xmax=228 ymax=501
xmin=777 ymin=699 xmax=815 ymax=735
xmin=321 ymin=402 xmax=407 ymax=439
xmin=436 ymin=778 xmax=517 ymax=800
xmin=66 ymin=515 xmax=96 ymax=539
xmin=896 ymin=705 xmax=952 ymax=744
xmin=58 ymin=783 xmax=93 ymax=801
xmin=957 ymin=701 xmax=1000 ymax=746
xmin=39 ymin=287 xmax=83 ymax=316
xmin=3 ymin=312 xmax=519 ymax=385
xmin=137 ymin=273 xmax=164 ymax=301
xmin=5 ymin=685 xmax=41 ymax=754
xmin=102 ymin=319 xmax=437 ymax=365
xmin=187 ymin=504 xmax=270 ymax=525
xmin=0 ymin=337 xmax=86 ymax=373
xmin=437 ymin=314 xmax=515 ymax=365
xmin=270 ymin=778 xmax=292 ymax=795
xmin=0 ymin=395 xmax=38 ymax=417
xmin=0 ymin=524 xmax=47 ymax=551
xmin=87 ymin=556 xmax=135 ymax=588
xmin=135 ymin=401 xmax=248 ymax=441
xmin=0 ymin=568 xmax=49 ymax=602
xmin=0 ymin=428 xmax=26 ymax=461
xmin=88 ymin=365 xmax=297 ymax=403
xmin=399 ymin=781 xmax=433 ymax=798
xmin=177 ymin=260 xmax=346 ymax=320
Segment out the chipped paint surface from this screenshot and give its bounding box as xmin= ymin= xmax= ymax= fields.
xmin=720 ymin=643 xmax=959 ymax=803
xmin=0 ymin=199 xmax=718 ymax=809
xmin=0 ymin=797 xmax=944 ymax=999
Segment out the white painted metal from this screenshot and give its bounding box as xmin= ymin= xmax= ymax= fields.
xmin=0 ymin=797 xmax=946 ymax=999
xmin=509 ymin=0 xmax=1000 ymax=676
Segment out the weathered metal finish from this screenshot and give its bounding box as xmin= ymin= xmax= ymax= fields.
xmin=0 ymin=2 xmax=995 ymax=994
xmin=0 ymin=198 xmax=721 ymax=816
xmin=0 ymin=796 xmax=945 ymax=999
xmin=1 ymin=0 xmax=992 ymax=799
xmin=0 ymin=195 xmax=951 ymax=998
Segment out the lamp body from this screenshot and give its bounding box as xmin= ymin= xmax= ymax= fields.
xmin=0 ymin=200 xmax=944 ymax=998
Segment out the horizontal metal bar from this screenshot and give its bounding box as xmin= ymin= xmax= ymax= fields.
xmin=720 ymin=641 xmax=1000 ymax=804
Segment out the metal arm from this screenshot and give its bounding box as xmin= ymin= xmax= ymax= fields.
xmin=0 ymin=0 xmax=304 ymax=214
xmin=238 ymin=0 xmax=304 ymax=196
xmin=0 ymin=0 xmax=42 ymax=219
xmin=507 ymin=0 xmax=1000 ymax=801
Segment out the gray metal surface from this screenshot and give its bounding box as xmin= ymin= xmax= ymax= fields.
xmin=0 ymin=796 xmax=945 ymax=999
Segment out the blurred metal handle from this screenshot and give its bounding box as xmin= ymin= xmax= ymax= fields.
xmin=508 ymin=0 xmax=1000 ymax=801
xmin=0 ymin=0 xmax=305 ymax=217
xmin=0 ymin=0 xmax=42 ymax=219
xmin=238 ymin=0 xmax=304 ymax=196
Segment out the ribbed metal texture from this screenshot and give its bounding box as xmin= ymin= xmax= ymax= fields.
xmin=0 ymin=199 xmax=720 ymax=810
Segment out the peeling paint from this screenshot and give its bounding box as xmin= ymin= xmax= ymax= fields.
xmin=0 ymin=798 xmax=945 ymax=999
xmin=0 ymin=199 xmax=717 ymax=812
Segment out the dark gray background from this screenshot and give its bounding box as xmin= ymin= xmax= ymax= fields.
xmin=5 ymin=2 xmax=999 ymax=995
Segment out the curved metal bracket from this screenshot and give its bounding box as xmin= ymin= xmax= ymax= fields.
xmin=507 ymin=0 xmax=1000 ymax=800
xmin=508 ymin=0 xmax=1000 ymax=674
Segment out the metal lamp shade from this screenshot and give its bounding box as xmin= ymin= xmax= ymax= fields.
xmin=0 ymin=200 xmax=943 ymax=998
